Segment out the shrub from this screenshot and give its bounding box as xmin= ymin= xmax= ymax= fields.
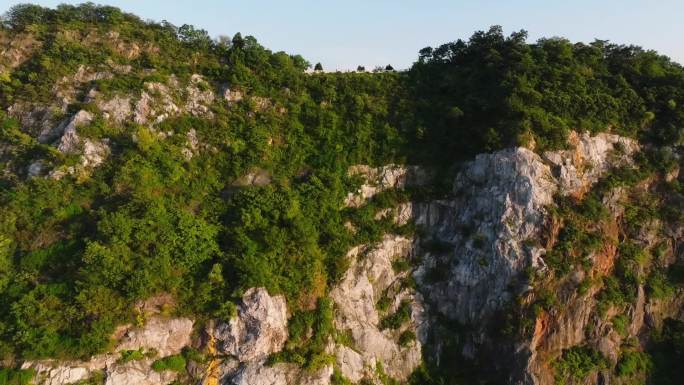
xmin=330 ymin=369 xmax=352 ymax=385
xmin=391 ymin=259 xmax=411 ymax=273
xmin=376 ymin=295 xmax=392 ymax=312
xmin=553 ymin=346 xmax=607 ymax=385
xmin=616 ymin=351 xmax=651 ymax=377
xmin=151 ymin=354 xmax=187 ymax=372
xmin=0 ymin=368 xmax=35 ymax=385
xmin=646 ymin=270 xmax=675 ymax=300
xmin=398 ymin=330 xmax=416 ymax=347
xmin=612 ymin=315 xmax=629 ymax=337
xmin=380 ymin=300 xmax=412 ymax=330
xmin=118 ymin=349 xmax=146 ymax=363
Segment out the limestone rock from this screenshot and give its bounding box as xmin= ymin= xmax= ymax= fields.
xmin=27 ymin=160 xmax=44 ymax=177
xmin=344 ymin=164 xmax=428 ymax=207
xmin=116 ymin=317 xmax=194 ymax=357
xmin=334 ymin=346 xmax=366 ymax=383
xmin=185 ymin=74 xmax=215 ymax=117
xmin=228 ymin=361 xmax=332 ymax=385
xmin=331 ymin=234 xmax=424 ymax=381
xmin=416 ymin=147 xmax=557 ymax=324
xmin=233 ymin=168 xmax=272 ymax=187
xmin=221 ymin=85 xmax=244 ymax=104
xmin=104 ymin=358 xmax=177 ymax=385
xmin=24 ymin=356 xmax=112 ymax=385
xmin=214 ymin=287 xmax=289 ymax=362
xmin=97 ymin=94 xmax=133 ymax=123
xmin=55 ymin=110 xmax=93 ymax=153
xmin=23 ymin=317 xmax=193 ymax=385
xmin=543 ymin=131 xmax=639 ymax=197
xmin=35 ymin=110 xmax=110 ymax=178
xmin=182 ymin=128 xmax=200 ymax=160
xmin=0 ymin=32 xmax=40 ymax=72
xmin=39 ymin=109 xmax=92 ymax=145
xmin=134 ymin=82 xmax=180 ymax=125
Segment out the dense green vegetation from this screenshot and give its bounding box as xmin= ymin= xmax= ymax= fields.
xmin=649 ymin=318 xmax=684 ymax=385
xmin=0 ymin=3 xmax=410 ymax=363
xmin=0 ymin=368 xmax=34 ymax=385
xmin=410 ymin=26 xmax=684 ymax=163
xmin=0 ymin=3 xmax=684 ymax=385
xmin=553 ymin=346 xmax=608 ymax=385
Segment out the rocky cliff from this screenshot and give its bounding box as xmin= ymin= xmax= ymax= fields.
xmin=13 ymin=124 xmax=683 ymax=385
xmin=2 ymin=7 xmax=683 ymax=385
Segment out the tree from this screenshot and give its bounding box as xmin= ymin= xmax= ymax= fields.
xmin=385 ymin=64 xmax=395 ymax=71
xmin=177 ymin=24 xmax=212 ymax=49
xmin=357 ymin=65 xmax=365 ymax=72
xmin=4 ymin=4 xmax=49 ymax=29
xmin=232 ymin=32 xmax=245 ymax=49
xmin=314 ymin=62 xmax=323 ymax=72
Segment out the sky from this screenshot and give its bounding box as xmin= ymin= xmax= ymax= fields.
xmin=1 ymin=0 xmax=682 ymax=71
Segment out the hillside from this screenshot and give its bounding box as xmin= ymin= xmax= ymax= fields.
xmin=1 ymin=3 xmax=684 ymax=385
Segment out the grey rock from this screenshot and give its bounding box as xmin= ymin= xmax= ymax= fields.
xmin=214 ymin=288 xmax=289 ymax=362
xmin=416 ymin=147 xmax=556 ymax=324
xmin=331 ymin=235 xmax=424 ymax=381
xmin=104 ymin=358 xmax=177 ymax=385
xmin=185 ymin=74 xmax=215 ymax=117
xmin=228 ymin=361 xmax=332 ymax=385
xmin=344 ymin=164 xmax=429 ymax=207
xmin=221 ymin=85 xmax=244 ymax=104
xmin=543 ymin=131 xmax=639 ymax=196
xmin=24 ymin=317 xmax=192 ymax=385
xmin=116 ymin=317 xmax=194 ymax=357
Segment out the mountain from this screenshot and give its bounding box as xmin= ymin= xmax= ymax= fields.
xmin=1 ymin=3 xmax=683 ymax=385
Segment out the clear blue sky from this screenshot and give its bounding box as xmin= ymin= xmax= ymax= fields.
xmin=1 ymin=0 xmax=683 ymax=70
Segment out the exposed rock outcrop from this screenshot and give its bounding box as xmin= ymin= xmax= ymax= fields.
xmin=95 ymin=93 xmax=132 ymax=124
xmin=543 ymin=131 xmax=639 ymax=197
xmin=0 ymin=32 xmax=40 ymax=73
xmin=415 ymin=147 xmax=556 ymax=324
xmin=345 ymin=164 xmax=429 ymax=207
xmin=116 ymin=317 xmax=193 ymax=357
xmin=331 ymin=234 xmax=424 ymax=382
xmin=213 ymin=287 xmax=289 ymax=362
xmin=185 ymin=74 xmax=215 ymax=117
xmin=14 ymin=127 xmax=675 ymax=385
xmin=23 ymin=317 xmax=193 ymax=385
xmin=134 ymin=81 xmax=180 ymax=125
xmin=228 ymin=361 xmax=332 ymax=385
xmin=221 ymin=85 xmax=244 ymax=104
xmin=105 ymin=358 xmax=178 ymax=385
xmin=37 ymin=110 xmax=111 ymax=178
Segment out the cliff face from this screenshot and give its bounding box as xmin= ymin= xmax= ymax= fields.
xmin=3 ymin=12 xmax=683 ymax=385
xmin=345 ymin=131 xmax=681 ymax=385
xmin=16 ymin=125 xmax=682 ymax=385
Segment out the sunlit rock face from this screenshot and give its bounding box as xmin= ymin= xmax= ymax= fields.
xmin=23 ymin=317 xmax=194 ymax=385
xmin=213 ymin=287 xmax=289 ymax=362
xmin=331 ymin=234 xmax=425 ymax=382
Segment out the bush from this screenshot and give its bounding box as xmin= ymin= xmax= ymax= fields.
xmin=0 ymin=368 xmax=35 ymax=385
xmin=647 ymin=270 xmax=675 ymax=300
xmin=380 ymin=300 xmax=412 ymax=330
xmin=151 ymin=354 xmax=187 ymax=372
xmin=616 ymin=351 xmax=651 ymax=377
xmin=398 ymin=330 xmax=416 ymax=347
xmin=553 ymin=346 xmax=607 ymax=385
xmin=118 ymin=349 xmax=146 ymax=363
xmin=612 ymin=315 xmax=629 ymax=337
